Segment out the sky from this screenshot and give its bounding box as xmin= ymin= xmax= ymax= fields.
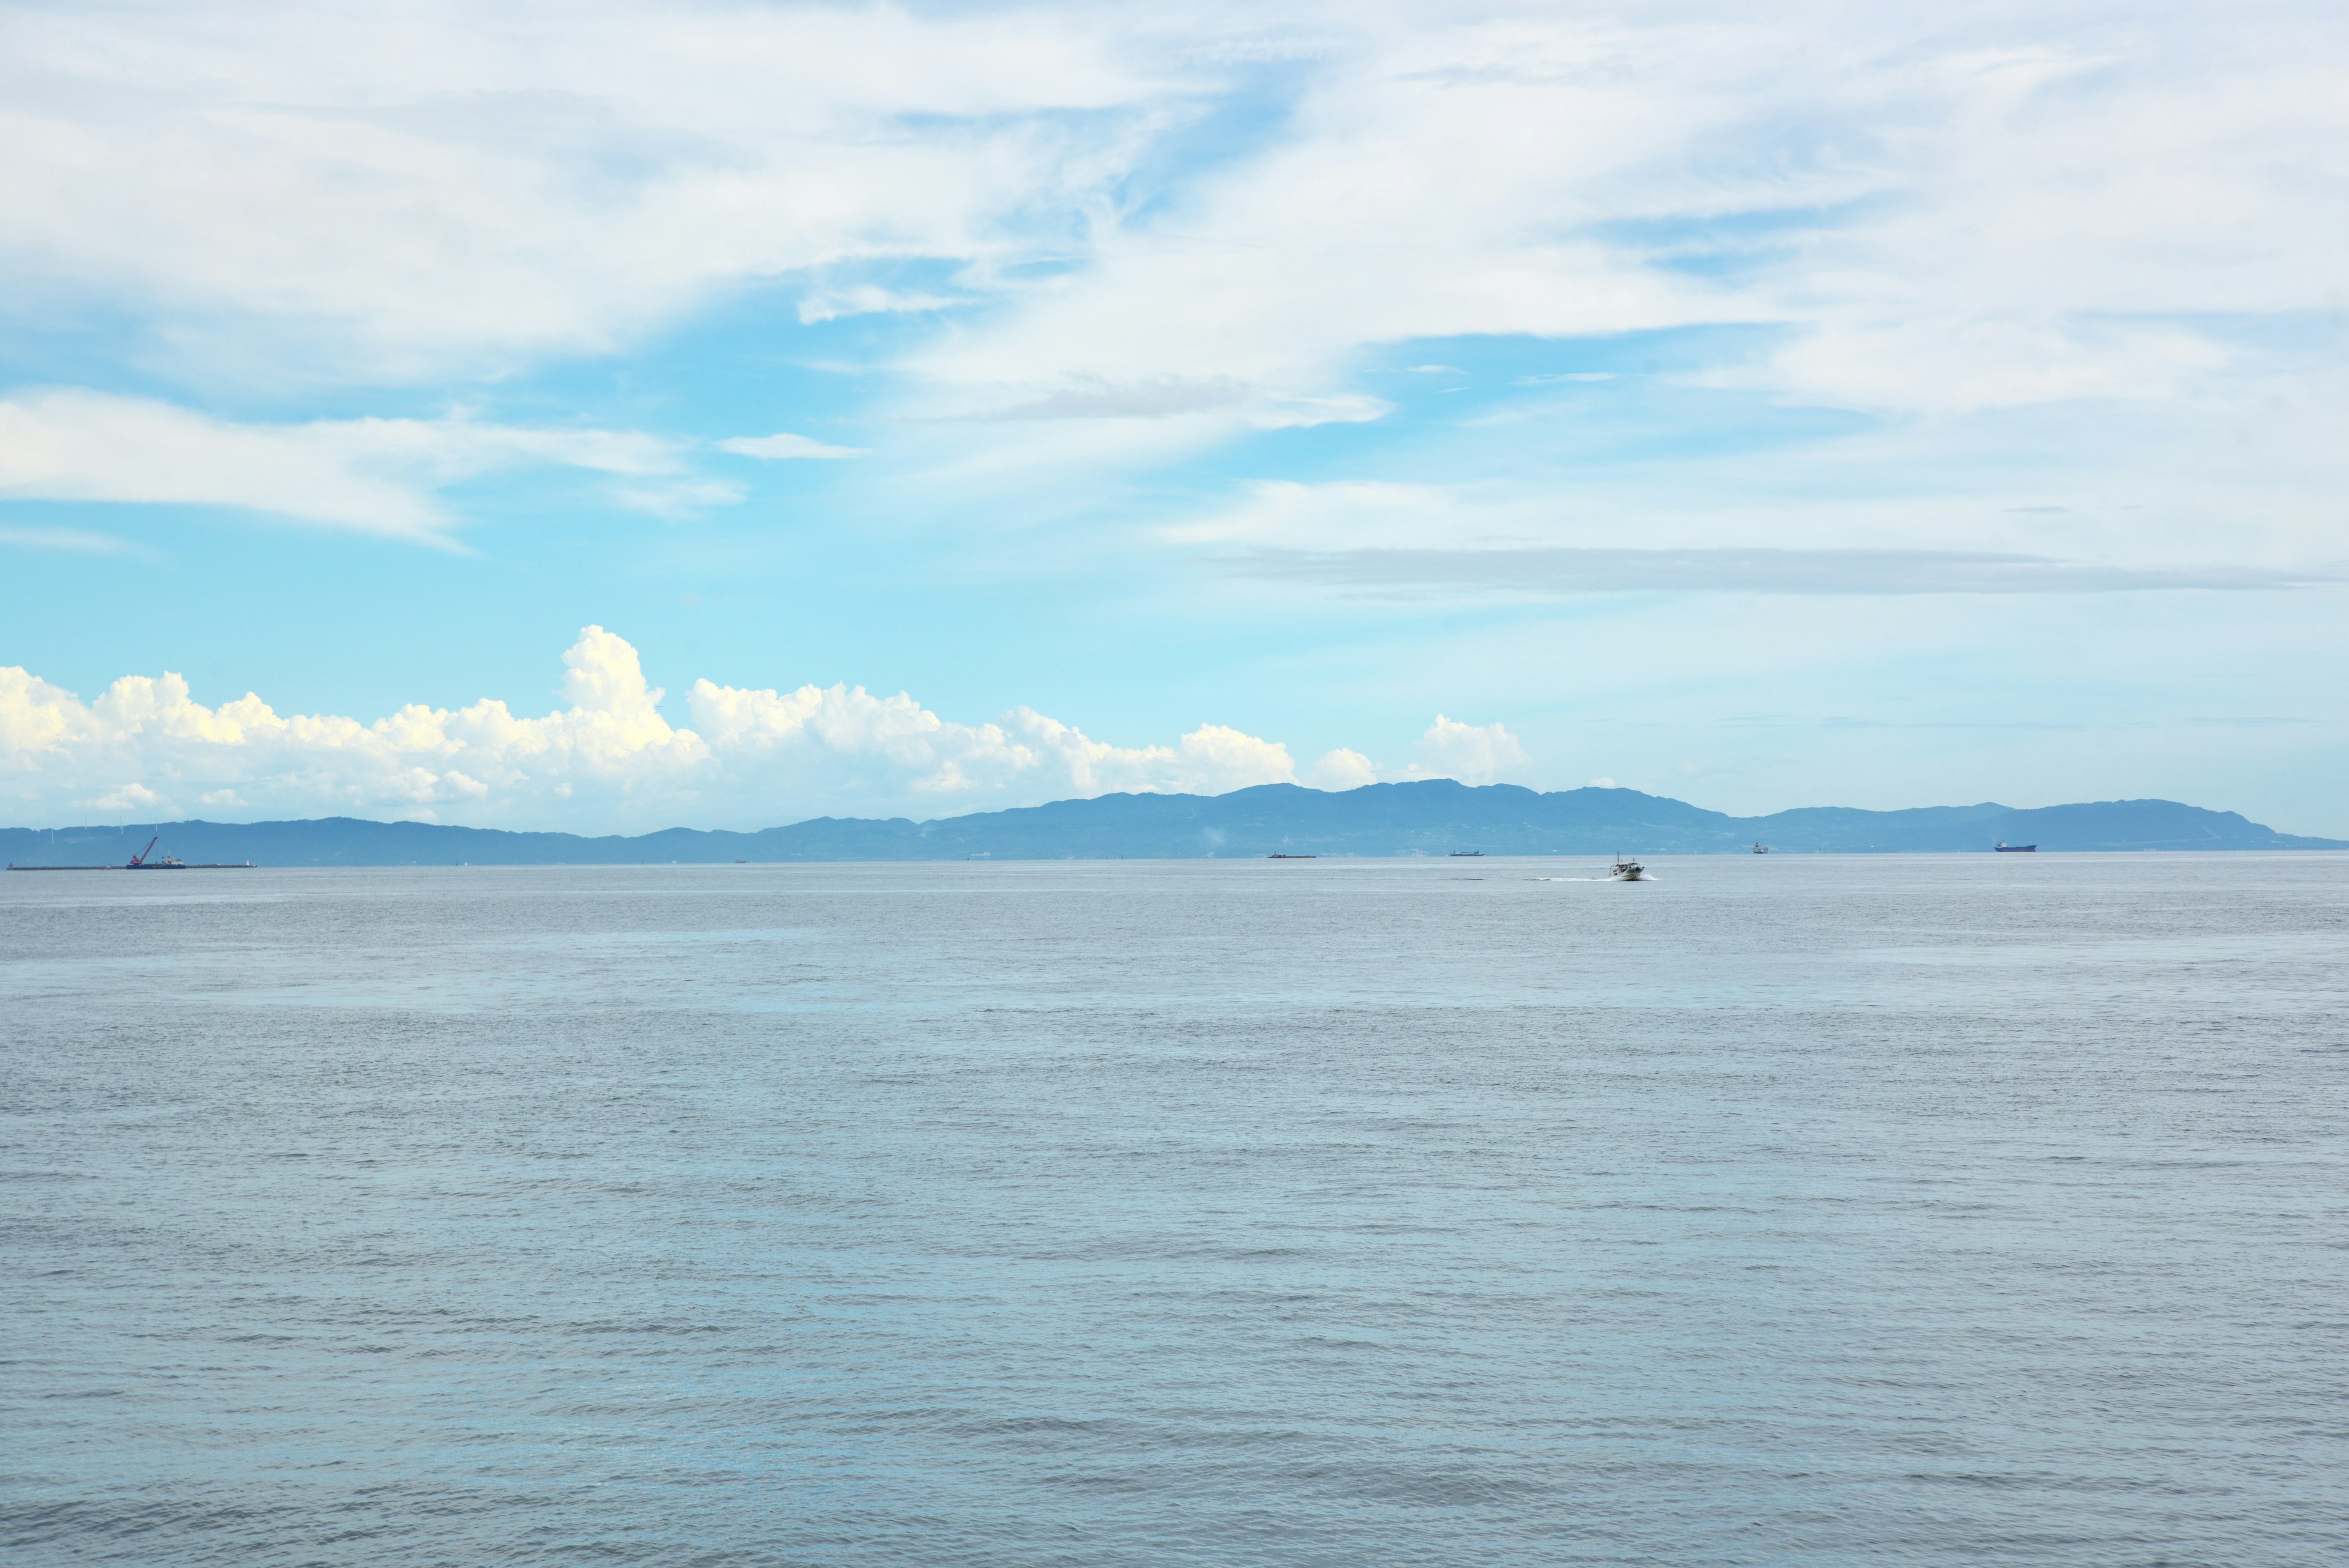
xmin=2 ymin=0 xmax=2344 ymax=835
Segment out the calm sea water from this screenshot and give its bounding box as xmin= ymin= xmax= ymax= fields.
xmin=3 ymin=855 xmax=2344 ymax=1566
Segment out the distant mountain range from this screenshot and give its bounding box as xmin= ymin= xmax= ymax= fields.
xmin=5 ymin=782 xmax=2342 ymax=866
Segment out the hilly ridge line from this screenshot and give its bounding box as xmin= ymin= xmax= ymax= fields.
xmin=6 ymin=781 xmax=2342 ymax=866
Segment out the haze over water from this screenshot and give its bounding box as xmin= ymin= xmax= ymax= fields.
xmin=4 ymin=855 xmax=2344 ymax=1565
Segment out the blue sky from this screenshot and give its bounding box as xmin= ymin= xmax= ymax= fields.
xmin=2 ymin=0 xmax=2344 ymax=834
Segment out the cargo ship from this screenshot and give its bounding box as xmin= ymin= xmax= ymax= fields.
xmin=1994 ymin=842 xmax=2036 ymax=852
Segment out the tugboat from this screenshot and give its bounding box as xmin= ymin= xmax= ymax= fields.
xmin=1610 ymin=855 xmax=1649 ymax=882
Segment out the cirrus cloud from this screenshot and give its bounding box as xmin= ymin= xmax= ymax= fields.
xmin=0 ymin=389 xmax=707 ymax=542
xmin=718 ymin=433 xmax=864 ymax=461
xmin=0 ymin=0 xmax=1185 ymax=382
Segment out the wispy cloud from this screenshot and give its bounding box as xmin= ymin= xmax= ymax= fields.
xmin=0 ymin=1 xmax=2334 ymax=431
xmin=1226 ymin=547 xmax=2349 ymax=597
xmin=796 ymin=286 xmax=965 ymax=325
xmin=0 ymin=522 xmax=141 ymax=555
xmin=958 ymin=377 xmax=1251 ymax=422
xmin=0 ymin=390 xmax=706 ymax=543
xmin=0 ymin=0 xmax=1186 ymax=382
xmin=718 ymin=433 xmax=864 ymax=461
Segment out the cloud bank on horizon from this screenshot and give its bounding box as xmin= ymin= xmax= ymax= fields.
xmin=0 ymin=630 xmax=1532 ymax=828
xmin=1 ymin=0 xmax=2343 ymax=834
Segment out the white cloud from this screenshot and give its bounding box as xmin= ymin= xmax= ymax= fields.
xmin=1176 ymin=408 xmax=2349 ymax=579
xmin=0 ymin=522 xmax=138 ymax=554
xmin=796 ymin=285 xmax=962 ymax=325
xmin=1 ymin=627 xmax=1553 ymax=827
xmin=83 ymin=782 xmax=161 ymax=812
xmin=6 ymin=0 xmax=2340 ymax=845
xmin=6 ymin=1 xmax=2334 ymax=423
xmin=0 ymin=0 xmax=1186 ymax=382
xmin=1399 ymin=716 xmax=1535 ymax=787
xmin=685 ymin=683 xmax=1296 ymax=802
xmin=1307 ymin=747 xmax=1379 ymax=790
xmin=1 ymin=627 xmax=711 ymax=822
xmin=718 ymin=433 xmax=864 ymax=461
xmin=0 ymin=626 xmax=1338 ymax=829
xmin=892 ymin=1 xmax=2347 ymax=464
xmin=1299 ymin=724 xmax=1537 ymax=792
xmin=0 ymin=389 xmax=697 ymax=541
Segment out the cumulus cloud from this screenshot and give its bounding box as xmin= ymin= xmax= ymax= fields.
xmin=1307 ymin=747 xmax=1380 ymax=790
xmin=0 ymin=626 xmax=1359 ymax=829
xmin=84 ymin=782 xmax=161 ymax=812
xmin=0 ymin=390 xmax=700 ymax=541
xmin=1298 ymin=721 xmax=1537 ymax=791
xmin=0 ymin=628 xmax=713 ymax=822
xmin=1402 ymin=716 xmax=1535 ymax=787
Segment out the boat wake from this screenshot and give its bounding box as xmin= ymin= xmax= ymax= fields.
xmin=1531 ymin=874 xmax=1662 ymax=883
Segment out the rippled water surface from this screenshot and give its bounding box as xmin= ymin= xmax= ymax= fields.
xmin=4 ymin=855 xmax=2345 ymax=1566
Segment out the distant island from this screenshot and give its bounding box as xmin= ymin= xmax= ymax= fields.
xmin=5 ymin=782 xmax=2342 ymax=866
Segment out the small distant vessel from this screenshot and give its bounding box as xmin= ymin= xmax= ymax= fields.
xmin=9 ymin=833 xmax=252 ymax=871
xmin=126 ymin=836 xmax=184 ymax=869
xmin=1752 ymin=842 xmax=1770 ymax=854
xmin=1267 ymin=853 xmax=1317 ymax=860
xmin=1449 ymin=850 xmax=1484 ymax=857
xmin=1610 ymin=855 xmax=1649 ymax=882
xmin=1994 ymin=842 xmax=2037 ymax=853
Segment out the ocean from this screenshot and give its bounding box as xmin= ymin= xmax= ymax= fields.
xmin=3 ymin=854 xmax=2343 ymax=1565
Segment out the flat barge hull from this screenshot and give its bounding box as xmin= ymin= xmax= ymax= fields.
xmin=7 ymin=864 xmax=256 ymax=872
